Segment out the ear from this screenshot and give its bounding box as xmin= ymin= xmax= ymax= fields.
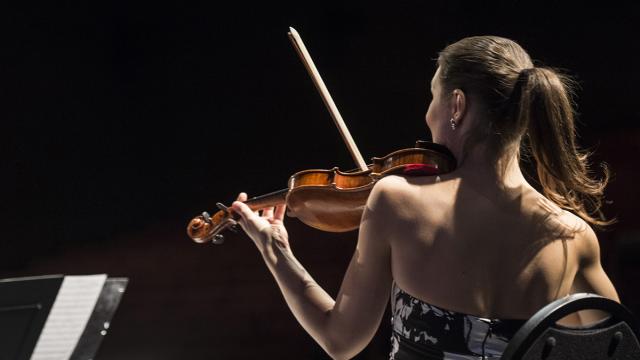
xmin=450 ymin=89 xmax=467 ymax=125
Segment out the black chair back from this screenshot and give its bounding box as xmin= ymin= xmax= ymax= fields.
xmin=502 ymin=293 xmax=640 ymax=359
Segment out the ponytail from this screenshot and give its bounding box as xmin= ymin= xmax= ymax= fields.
xmin=512 ymin=67 xmax=612 ymax=226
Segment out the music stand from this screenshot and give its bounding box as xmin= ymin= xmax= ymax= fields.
xmin=0 ymin=275 xmax=63 ymax=360
xmin=70 ymin=278 xmax=128 ymax=360
xmin=0 ymin=275 xmax=128 ymax=360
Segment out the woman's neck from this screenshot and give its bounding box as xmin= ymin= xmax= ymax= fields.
xmin=454 ymin=143 xmax=529 ymax=192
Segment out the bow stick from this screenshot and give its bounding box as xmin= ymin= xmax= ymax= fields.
xmin=287 ymin=27 xmax=368 ymax=172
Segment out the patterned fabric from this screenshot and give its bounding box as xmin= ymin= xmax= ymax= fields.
xmin=390 ymin=282 xmax=526 ymax=359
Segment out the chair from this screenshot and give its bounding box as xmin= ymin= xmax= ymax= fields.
xmin=502 ymin=293 xmax=640 ymax=359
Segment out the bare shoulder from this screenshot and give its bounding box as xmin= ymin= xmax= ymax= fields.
xmin=556 ymin=208 xmax=596 ymax=245
xmin=547 ymin=206 xmax=602 ymax=265
xmin=529 ymin=193 xmax=589 ymax=237
xmin=369 ymin=175 xmax=441 ymax=207
xmin=364 ymin=176 xmax=406 ymax=220
xmin=368 ymin=175 xmax=409 ymax=203
xmin=368 ymin=174 xmax=449 ymax=223
xmin=571 ymin=216 xmax=601 ymax=267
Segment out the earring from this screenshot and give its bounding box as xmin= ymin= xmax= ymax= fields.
xmin=450 ymin=118 xmax=457 ymax=130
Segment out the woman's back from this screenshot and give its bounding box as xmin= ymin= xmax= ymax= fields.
xmin=385 ymin=172 xmax=592 ymax=320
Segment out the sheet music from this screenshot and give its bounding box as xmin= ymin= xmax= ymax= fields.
xmin=30 ymin=274 xmax=107 ymax=360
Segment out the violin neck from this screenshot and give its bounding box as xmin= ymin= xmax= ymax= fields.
xmin=245 ymin=189 xmax=288 ymax=211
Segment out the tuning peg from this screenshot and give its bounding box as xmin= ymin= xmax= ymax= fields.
xmin=212 ymin=234 xmax=225 ymax=245
xmin=216 ymin=202 xmax=230 ymax=214
xmin=201 ymin=211 xmax=212 ymax=224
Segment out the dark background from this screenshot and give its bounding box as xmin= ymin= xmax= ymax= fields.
xmin=1 ymin=1 xmax=639 ymax=359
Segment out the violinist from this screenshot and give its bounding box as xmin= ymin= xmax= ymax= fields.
xmin=229 ymin=35 xmax=619 ymax=359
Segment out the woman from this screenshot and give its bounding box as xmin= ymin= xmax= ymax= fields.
xmin=230 ymin=36 xmax=619 ymax=359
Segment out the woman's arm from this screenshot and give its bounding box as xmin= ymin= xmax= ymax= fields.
xmin=231 ymin=180 xmax=394 ymax=359
xmin=568 ymin=224 xmax=619 ymax=325
xmin=572 ymin=225 xmax=619 ymax=301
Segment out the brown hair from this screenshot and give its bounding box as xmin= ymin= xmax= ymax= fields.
xmin=437 ymin=36 xmax=611 ymax=226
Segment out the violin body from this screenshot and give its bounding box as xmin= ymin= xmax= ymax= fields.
xmin=287 ymin=168 xmax=372 ymax=232
xmin=287 ymin=141 xmax=456 ymax=232
xmin=187 ymin=141 xmax=456 ymax=243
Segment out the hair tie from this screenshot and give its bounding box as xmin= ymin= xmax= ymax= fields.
xmin=514 ymin=67 xmax=535 ymax=90
xmin=519 ymin=67 xmax=535 ymax=77
xmin=503 ymin=67 xmax=535 ymax=116
xmin=516 ymin=67 xmax=536 ymax=86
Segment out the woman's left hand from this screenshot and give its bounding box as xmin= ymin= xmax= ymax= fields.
xmin=231 ymin=192 xmax=290 ymax=254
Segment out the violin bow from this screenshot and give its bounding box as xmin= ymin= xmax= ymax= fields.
xmin=287 ymin=27 xmax=369 ymax=172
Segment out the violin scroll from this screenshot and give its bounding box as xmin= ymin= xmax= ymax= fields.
xmin=188 ymin=190 xmax=289 ymax=244
xmin=188 ymin=207 xmax=236 ymax=244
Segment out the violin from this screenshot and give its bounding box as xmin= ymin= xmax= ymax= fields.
xmin=186 ymin=28 xmax=456 ymax=244
xmin=187 ymin=141 xmax=455 ymax=243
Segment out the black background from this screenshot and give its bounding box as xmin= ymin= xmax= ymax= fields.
xmin=1 ymin=1 xmax=639 ymax=359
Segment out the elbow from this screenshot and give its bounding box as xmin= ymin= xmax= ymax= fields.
xmin=324 ymin=345 xmax=352 ymax=360
xmin=323 ymin=336 xmax=364 ymax=360
xmin=318 ymin=312 xmax=374 ymax=359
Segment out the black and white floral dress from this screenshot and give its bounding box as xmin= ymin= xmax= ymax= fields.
xmin=389 ymin=282 xmax=525 ymax=359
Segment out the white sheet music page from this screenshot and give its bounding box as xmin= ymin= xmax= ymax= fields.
xmin=30 ymin=274 xmax=107 ymax=360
